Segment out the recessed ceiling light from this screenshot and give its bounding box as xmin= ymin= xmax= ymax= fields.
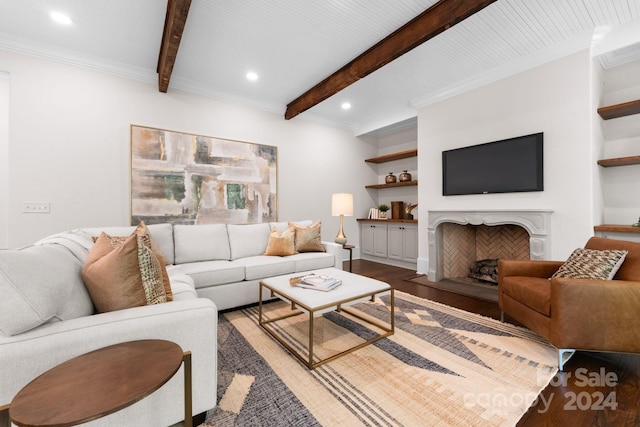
xmin=246 ymin=71 xmax=258 ymax=82
xmin=51 ymin=12 xmax=73 ymax=25
xmin=341 ymin=102 xmax=351 ymax=110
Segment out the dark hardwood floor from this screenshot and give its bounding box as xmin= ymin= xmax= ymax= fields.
xmin=350 ymin=259 xmax=640 ymax=427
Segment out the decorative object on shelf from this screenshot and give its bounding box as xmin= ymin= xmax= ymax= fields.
xmin=633 ymin=217 xmax=640 ymax=228
xmin=405 ymin=202 xmax=418 ymax=220
xmin=385 ymin=172 xmax=397 ymax=184
xmin=332 ymin=193 xmax=353 ymax=245
xmin=399 ymin=170 xmax=412 ymax=182
xmin=378 ymin=204 xmax=389 ymax=219
xmin=391 ymin=201 xmax=404 ymax=220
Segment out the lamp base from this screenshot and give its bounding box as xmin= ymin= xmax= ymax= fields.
xmin=335 ymin=214 xmax=347 ymax=246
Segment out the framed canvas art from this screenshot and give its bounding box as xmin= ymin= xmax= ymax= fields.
xmin=131 ymin=125 xmax=277 ymax=225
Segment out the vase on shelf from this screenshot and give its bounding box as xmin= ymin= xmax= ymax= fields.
xmin=399 ymin=170 xmax=412 ymax=182
xmin=385 ymin=172 xmax=397 ymax=184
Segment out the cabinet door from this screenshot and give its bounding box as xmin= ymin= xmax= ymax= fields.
xmin=387 ymin=224 xmax=404 ymax=260
xmin=403 ymin=225 xmax=419 ymax=263
xmin=361 ymin=223 xmax=375 ymax=256
xmin=373 ymin=224 xmax=388 ymax=257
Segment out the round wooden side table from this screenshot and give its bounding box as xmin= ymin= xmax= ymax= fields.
xmin=9 ymin=339 xmax=192 ymax=427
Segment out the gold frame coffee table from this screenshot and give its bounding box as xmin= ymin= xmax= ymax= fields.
xmin=259 ymin=268 xmax=394 ymax=370
xmin=9 ymin=339 xmax=192 ymax=427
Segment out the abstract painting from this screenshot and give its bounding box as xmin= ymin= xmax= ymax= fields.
xmin=131 ymin=125 xmax=277 ymax=225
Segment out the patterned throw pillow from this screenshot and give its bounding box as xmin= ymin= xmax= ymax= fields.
xmin=264 ymin=227 xmax=297 ymax=256
xmin=82 ymin=222 xmax=171 ymax=313
xmin=289 ymin=220 xmax=325 ymax=253
xmin=551 ymin=248 xmax=628 ymax=280
xmin=94 ymin=223 xmax=173 ymax=302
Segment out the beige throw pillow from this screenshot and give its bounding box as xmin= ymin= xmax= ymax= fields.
xmin=289 ymin=220 xmax=325 ymax=253
xmin=82 ymin=222 xmax=171 ymax=313
xmin=264 ymin=227 xmax=297 ymax=256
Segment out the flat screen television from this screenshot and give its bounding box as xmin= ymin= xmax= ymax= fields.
xmin=442 ymin=132 xmax=543 ymax=196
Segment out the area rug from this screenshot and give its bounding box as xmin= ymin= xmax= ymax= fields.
xmin=203 ymin=291 xmax=557 ymax=427
xmin=407 ymin=275 xmax=499 ymax=303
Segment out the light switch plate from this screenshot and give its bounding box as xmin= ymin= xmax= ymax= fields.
xmin=23 ymin=202 xmax=51 ymax=213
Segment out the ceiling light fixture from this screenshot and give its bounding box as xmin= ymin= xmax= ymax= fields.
xmin=246 ymin=71 xmax=258 ymax=82
xmin=50 ymin=12 xmax=73 ymax=25
xmin=341 ymin=102 xmax=351 ymax=110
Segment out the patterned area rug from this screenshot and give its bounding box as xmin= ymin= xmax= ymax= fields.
xmin=203 ymin=291 xmax=557 ymax=427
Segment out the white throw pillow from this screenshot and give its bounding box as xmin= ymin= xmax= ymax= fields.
xmin=0 ymin=245 xmax=94 ymax=336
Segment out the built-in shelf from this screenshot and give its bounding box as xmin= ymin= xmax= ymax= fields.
xmin=357 ymin=218 xmax=418 ymax=223
xmin=597 ymin=156 xmax=640 ymax=167
xmin=364 ymin=149 xmax=417 ymax=164
xmin=594 ymin=224 xmax=640 ymax=234
xmin=597 ymin=99 xmax=640 ymax=120
xmin=365 ymin=180 xmax=418 ymax=189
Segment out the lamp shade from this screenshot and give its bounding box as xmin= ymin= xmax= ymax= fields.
xmin=331 ymin=193 xmax=353 ymax=216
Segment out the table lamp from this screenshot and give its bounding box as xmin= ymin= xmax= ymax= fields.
xmin=332 ymin=193 xmax=353 ymax=245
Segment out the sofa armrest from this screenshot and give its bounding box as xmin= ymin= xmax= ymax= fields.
xmin=322 ymin=241 xmax=344 ymax=270
xmin=550 ymin=278 xmax=640 ymax=352
xmin=498 ymin=259 xmax=564 ymax=279
xmin=0 ymin=299 xmax=217 ymax=425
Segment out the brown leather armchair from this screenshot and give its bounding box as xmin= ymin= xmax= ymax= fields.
xmin=498 ymin=237 xmax=640 ymax=369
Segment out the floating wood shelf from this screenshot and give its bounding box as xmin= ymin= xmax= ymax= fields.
xmin=365 ymin=180 xmax=418 ymax=189
xmin=365 ymin=149 xmax=417 ymax=164
xmin=597 ymin=156 xmax=640 ymax=167
xmin=594 ymin=224 xmax=640 ymax=234
xmin=597 ymin=99 xmax=640 ymax=120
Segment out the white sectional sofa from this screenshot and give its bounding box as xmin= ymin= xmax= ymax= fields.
xmin=0 ymin=220 xmax=341 ymax=427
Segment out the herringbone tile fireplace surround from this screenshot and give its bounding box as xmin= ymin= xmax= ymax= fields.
xmin=427 ymin=210 xmax=552 ymax=282
xmin=442 ymin=223 xmax=529 ymax=279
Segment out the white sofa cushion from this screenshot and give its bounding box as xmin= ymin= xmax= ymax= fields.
xmin=288 ymin=252 xmax=337 ymax=272
xmin=166 ymin=266 xmax=197 ymax=300
xmin=227 ymin=223 xmax=270 ymax=260
xmin=178 ymin=260 xmax=246 ymax=288
xmin=233 ymin=255 xmax=296 ymax=280
xmin=174 ymin=224 xmax=230 ymax=264
xmin=81 ymin=224 xmax=175 ymax=265
xmin=0 ymin=245 xmax=94 ymax=336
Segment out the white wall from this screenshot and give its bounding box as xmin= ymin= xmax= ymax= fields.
xmin=417 ymin=50 xmax=597 ymax=271
xmin=1 ymin=49 xmax=377 ymax=249
xmin=0 ymin=72 xmax=8 ymax=249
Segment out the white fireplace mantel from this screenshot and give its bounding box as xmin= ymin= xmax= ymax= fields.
xmin=427 ymin=209 xmax=553 ymax=282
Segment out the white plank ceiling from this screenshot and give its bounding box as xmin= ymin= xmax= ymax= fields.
xmin=0 ymin=0 xmax=639 ymax=135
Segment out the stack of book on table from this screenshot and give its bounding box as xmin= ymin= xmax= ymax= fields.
xmin=289 ymin=273 xmax=342 ymax=291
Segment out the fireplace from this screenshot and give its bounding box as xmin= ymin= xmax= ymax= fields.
xmin=427 ymin=210 xmax=552 ymax=282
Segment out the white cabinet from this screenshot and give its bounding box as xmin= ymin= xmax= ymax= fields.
xmin=388 ymin=224 xmax=418 ymax=263
xmin=361 ymin=222 xmax=388 ymax=257
xmin=359 ymin=221 xmax=417 ymax=269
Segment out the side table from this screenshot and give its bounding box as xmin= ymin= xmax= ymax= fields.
xmin=343 ymin=244 xmax=355 ymax=272
xmin=10 ymin=340 xmax=192 ymax=427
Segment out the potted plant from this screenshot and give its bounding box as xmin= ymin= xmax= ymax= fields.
xmin=378 ymin=204 xmax=389 ymax=219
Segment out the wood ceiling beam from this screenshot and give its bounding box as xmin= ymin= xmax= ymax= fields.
xmin=284 ymin=0 xmax=497 ymax=120
xmin=157 ymin=0 xmax=192 ymax=93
